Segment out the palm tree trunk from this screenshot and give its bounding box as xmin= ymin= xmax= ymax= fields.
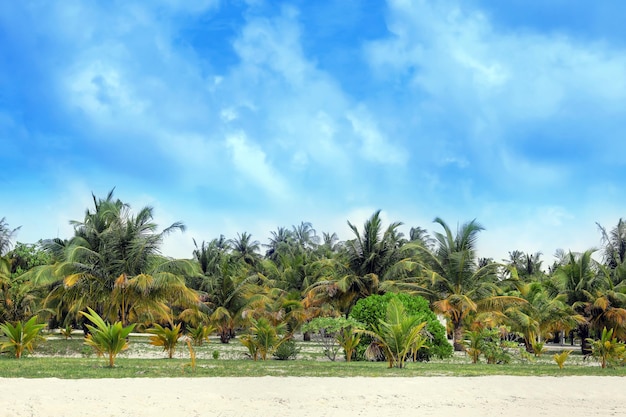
xmin=579 ymin=324 xmax=592 ymax=355
xmin=453 ymin=320 xmax=464 ymax=352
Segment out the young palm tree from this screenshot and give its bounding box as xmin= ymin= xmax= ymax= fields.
xmin=148 ymin=323 xmax=182 ymax=359
xmin=81 ymin=307 xmax=135 ymax=367
xmin=357 ymin=298 xmax=428 ymax=368
xmin=0 ymin=316 xmax=46 ymax=359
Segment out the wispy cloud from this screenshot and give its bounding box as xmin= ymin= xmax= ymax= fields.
xmin=2 ymin=0 xmax=626 ymax=263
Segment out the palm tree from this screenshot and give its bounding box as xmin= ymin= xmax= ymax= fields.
xmin=230 ymin=232 xmax=261 ymax=269
xmin=505 ymin=280 xmax=584 ymax=351
xmin=417 ymin=218 xmax=524 ymax=351
xmin=265 ymin=227 xmax=294 ymax=261
xmin=202 ymin=257 xmax=258 ymax=343
xmin=27 ymin=190 xmax=197 ymax=326
xmin=597 ymin=219 xmax=626 ymax=270
xmin=551 ymin=249 xmax=626 ymax=352
xmin=307 ymin=210 xmax=415 ymax=315
xmin=292 ymin=222 xmax=319 ymax=251
xmin=0 ymin=218 xmax=20 ymax=256
xmin=357 ymin=298 xmax=428 ymax=368
xmin=504 ymin=250 xmax=544 ymax=280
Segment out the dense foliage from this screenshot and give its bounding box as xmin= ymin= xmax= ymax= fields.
xmin=2 ymin=192 xmax=626 ymax=370
xmin=349 ymin=293 xmax=452 ymax=360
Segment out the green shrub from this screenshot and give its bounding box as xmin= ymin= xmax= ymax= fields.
xmin=465 ymin=327 xmax=515 ymax=364
xmin=302 ymin=316 xmax=363 ymax=361
xmin=349 ymin=293 xmax=452 ymax=361
xmin=357 ymin=298 xmax=428 ymax=368
xmin=273 ymin=339 xmax=300 ymax=360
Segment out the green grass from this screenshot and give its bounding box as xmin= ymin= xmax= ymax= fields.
xmin=2 ymin=356 xmax=626 ymax=378
xmin=1 ymin=335 xmax=625 ymax=378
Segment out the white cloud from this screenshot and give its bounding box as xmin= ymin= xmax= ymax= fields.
xmin=66 ymin=61 xmax=148 ymax=122
xmin=346 ymin=107 xmax=407 ymax=165
xmin=365 ymin=0 xmax=626 ymax=174
xmin=225 ymin=132 xmax=289 ymax=197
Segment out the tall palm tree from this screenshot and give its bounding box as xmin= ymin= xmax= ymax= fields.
xmin=597 ymin=219 xmax=626 ymax=270
xmin=27 ymin=190 xmax=197 ymax=326
xmin=551 ymin=249 xmax=626 ymax=352
xmin=265 ymin=227 xmax=294 ymax=261
xmin=307 ymin=210 xmax=415 ymax=315
xmin=417 ymin=218 xmax=523 ymax=351
xmin=505 ymin=280 xmax=583 ymax=351
xmin=230 ymin=232 xmax=261 ymax=269
xmin=0 ymin=218 xmax=20 ymax=256
xmin=292 ymin=222 xmax=319 ymax=251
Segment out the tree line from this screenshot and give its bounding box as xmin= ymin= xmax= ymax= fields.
xmin=1 ymin=190 xmax=626 ymax=360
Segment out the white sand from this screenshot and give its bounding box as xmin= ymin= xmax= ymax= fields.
xmin=0 ymin=376 xmax=623 ymax=417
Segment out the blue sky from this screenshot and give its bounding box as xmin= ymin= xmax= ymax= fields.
xmin=2 ymin=0 xmax=626 ymax=264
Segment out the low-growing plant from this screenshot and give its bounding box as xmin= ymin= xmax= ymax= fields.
xmin=337 ymin=327 xmax=361 ymax=363
xmin=81 ymin=307 xmax=136 ymax=367
xmin=518 ymin=345 xmax=535 ymax=364
xmin=273 ymin=339 xmax=300 ymax=360
xmin=182 ymin=339 xmax=197 ymax=374
xmin=586 ymin=327 xmax=626 ymax=369
xmin=482 ymin=332 xmax=516 ymax=365
xmin=464 ymin=327 xmax=515 ymax=365
xmin=357 ymin=299 xmax=428 ymax=369
xmin=241 ymin=317 xmax=285 ymax=361
xmin=349 ymin=293 xmax=452 ymax=361
xmin=531 ymin=340 xmax=547 ymax=357
xmin=464 ymin=329 xmax=483 ymax=364
xmin=60 ymin=324 xmax=73 ymax=340
xmin=302 ymin=316 xmax=363 ymax=362
xmin=240 ymin=334 xmax=258 ymax=360
xmin=187 ymin=324 xmax=215 ymax=346
xmin=212 ymin=350 xmax=220 ymax=360
xmin=553 ymin=350 xmax=573 ymax=369
xmin=148 ymin=323 xmax=182 ymax=359
xmin=0 ymin=316 xmax=46 ymax=359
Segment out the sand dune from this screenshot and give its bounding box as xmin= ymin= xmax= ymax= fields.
xmin=0 ymin=376 xmax=623 ymax=417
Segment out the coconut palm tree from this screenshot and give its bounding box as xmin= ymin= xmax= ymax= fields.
xmin=597 ymin=219 xmax=626 ymax=270
xmin=551 ymin=249 xmax=626 ymax=352
xmin=264 ymin=227 xmax=294 ymax=261
xmin=26 ymin=190 xmax=197 ymax=326
xmin=416 ymin=218 xmax=524 ymax=351
xmin=0 ymin=218 xmax=20 ymax=256
xmin=505 ymin=280 xmax=584 ymax=351
xmin=307 ymin=211 xmax=416 ymax=316
xmin=230 ymin=232 xmax=261 ymax=269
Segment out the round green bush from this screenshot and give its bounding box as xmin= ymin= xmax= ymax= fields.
xmin=349 ymin=292 xmax=452 ymax=361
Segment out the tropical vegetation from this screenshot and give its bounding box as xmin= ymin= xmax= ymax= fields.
xmin=1 ymin=193 xmax=626 ymax=374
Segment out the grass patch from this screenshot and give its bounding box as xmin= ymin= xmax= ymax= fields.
xmin=1 ymin=356 xmax=626 ymax=378
xmin=2 ymin=336 xmax=625 ymax=378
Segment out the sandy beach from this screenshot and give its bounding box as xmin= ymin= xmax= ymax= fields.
xmin=0 ymin=376 xmax=623 ymax=417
